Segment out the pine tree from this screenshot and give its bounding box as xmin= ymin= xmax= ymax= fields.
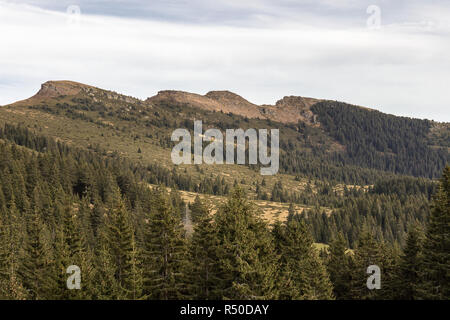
xmin=0 ymin=194 xmax=27 ymax=299
xmin=348 ymin=230 xmax=391 ymax=300
xmin=377 ymin=241 xmax=400 ymax=300
xmin=189 ymin=195 xmax=209 ymax=224
xmin=418 ymin=166 xmax=450 ymax=299
xmin=274 ymin=215 xmax=334 ymax=300
xmin=142 ymin=187 xmax=188 ymax=299
xmin=94 ymin=226 xmax=121 ymax=299
xmin=55 ymin=200 xmax=95 ymax=299
xmin=20 ymin=193 xmax=55 ymax=299
xmin=395 ymin=225 xmax=424 ymax=299
xmin=106 ymin=187 xmax=142 ymax=299
xmin=327 ymin=233 xmax=352 ymax=299
xmin=213 ymin=188 xmax=279 ymax=300
xmin=187 ymin=201 xmax=220 ymax=299
xmin=127 ymin=240 xmax=144 ymax=299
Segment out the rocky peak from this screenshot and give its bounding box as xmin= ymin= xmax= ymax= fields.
xmin=205 ymin=90 xmax=254 ymax=107
xmin=35 ymin=80 xmax=95 ymax=98
xmin=275 ymin=96 xmax=319 ymax=110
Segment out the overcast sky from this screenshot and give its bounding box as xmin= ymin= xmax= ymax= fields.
xmin=1 ymin=0 xmax=449 ymax=121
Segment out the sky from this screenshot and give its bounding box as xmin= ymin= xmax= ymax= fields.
xmin=0 ymin=0 xmax=449 ymax=121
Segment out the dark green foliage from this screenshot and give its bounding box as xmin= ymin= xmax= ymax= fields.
xmin=212 ymin=188 xmax=279 ymax=299
xmin=106 ymin=188 xmax=142 ymax=299
xmin=0 ymin=123 xmax=448 ymax=300
xmin=326 ymin=234 xmax=352 ymax=299
xmin=418 ymin=165 xmax=450 ymax=299
xmin=347 ymin=230 xmax=399 ymax=300
xmin=142 ymin=187 xmax=188 ymax=299
xmin=302 ymin=192 xmax=431 ymax=247
xmin=187 ymin=201 xmax=220 ymax=299
xmin=395 ymin=225 xmax=424 ymax=299
xmin=189 ymin=195 xmax=210 ymax=224
xmin=311 ymin=101 xmax=448 ymax=178
xmin=274 ymin=216 xmax=334 ymax=300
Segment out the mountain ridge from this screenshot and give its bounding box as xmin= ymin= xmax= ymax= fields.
xmin=4 ymin=80 xmax=449 ymax=126
xmin=5 ymin=80 xmax=446 ymax=125
xmin=3 ymin=80 xmax=339 ymax=125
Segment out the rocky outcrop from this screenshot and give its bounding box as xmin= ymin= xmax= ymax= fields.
xmin=34 ymin=80 xmax=95 ymax=98
xmin=147 ymin=90 xmax=321 ymax=124
xmin=31 ymin=81 xmax=140 ymax=104
xmin=147 ymin=90 xmax=222 ymax=111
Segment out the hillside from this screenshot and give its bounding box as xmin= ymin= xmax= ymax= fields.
xmin=0 ymin=80 xmax=447 ymax=245
xmin=0 ymin=81 xmax=448 ymax=301
xmin=1 ymin=80 xmax=448 ymax=183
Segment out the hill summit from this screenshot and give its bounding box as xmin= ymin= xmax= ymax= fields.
xmin=35 ymin=80 xmax=96 ymax=98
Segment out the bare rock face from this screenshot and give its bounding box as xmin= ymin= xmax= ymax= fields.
xmin=271 ymin=96 xmax=319 ymax=124
xmin=205 ymin=91 xmax=264 ymax=119
xmin=34 ymin=80 xmax=94 ymax=98
xmin=33 ymin=81 xmax=140 ymax=104
xmin=147 ymin=90 xmax=321 ymax=124
xmin=147 ymin=90 xmax=223 ymax=111
xmin=275 ymin=96 xmax=317 ymax=110
xmin=205 ymin=90 xmax=255 ymax=108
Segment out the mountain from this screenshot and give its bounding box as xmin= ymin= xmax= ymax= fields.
xmin=12 ymin=80 xmax=140 ymax=106
xmin=1 ymin=81 xmax=449 ymax=300
xmin=1 ymin=80 xmax=448 ymax=185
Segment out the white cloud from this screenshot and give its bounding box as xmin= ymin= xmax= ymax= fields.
xmin=0 ymin=1 xmax=449 ymax=121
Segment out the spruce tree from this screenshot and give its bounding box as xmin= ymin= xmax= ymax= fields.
xmin=213 ymin=188 xmax=279 ymax=299
xmin=189 ymin=195 xmax=209 ymax=224
xmin=187 ymin=200 xmax=220 ymax=299
xmin=349 ymin=230 xmax=379 ymax=299
xmin=142 ymin=187 xmax=188 ymax=299
xmin=274 ymin=215 xmax=334 ymax=300
xmin=348 ymin=229 xmax=398 ymax=300
xmin=94 ymin=226 xmax=121 ymax=299
xmin=327 ymin=233 xmax=352 ymax=299
xmin=106 ymin=187 xmax=142 ymax=299
xmin=418 ymin=166 xmax=450 ymax=299
xmin=20 ymin=199 xmax=54 ymax=299
xmin=395 ymin=225 xmax=424 ymax=299
xmin=0 ymin=195 xmax=27 ymax=299
xmin=54 ymin=200 xmax=95 ymax=299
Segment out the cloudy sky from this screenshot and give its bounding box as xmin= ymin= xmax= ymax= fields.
xmin=1 ymin=0 xmax=449 ymax=121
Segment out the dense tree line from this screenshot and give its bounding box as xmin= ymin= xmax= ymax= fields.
xmin=257 ymin=176 xmax=436 ymax=247
xmin=301 ymin=192 xmax=431 ymax=247
xmin=311 ymin=101 xmax=448 ymax=178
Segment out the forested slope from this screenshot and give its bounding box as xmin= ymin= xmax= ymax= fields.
xmin=0 ymin=124 xmax=448 ymax=300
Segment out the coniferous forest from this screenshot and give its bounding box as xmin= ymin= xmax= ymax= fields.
xmin=0 ymin=124 xmax=448 ymax=300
